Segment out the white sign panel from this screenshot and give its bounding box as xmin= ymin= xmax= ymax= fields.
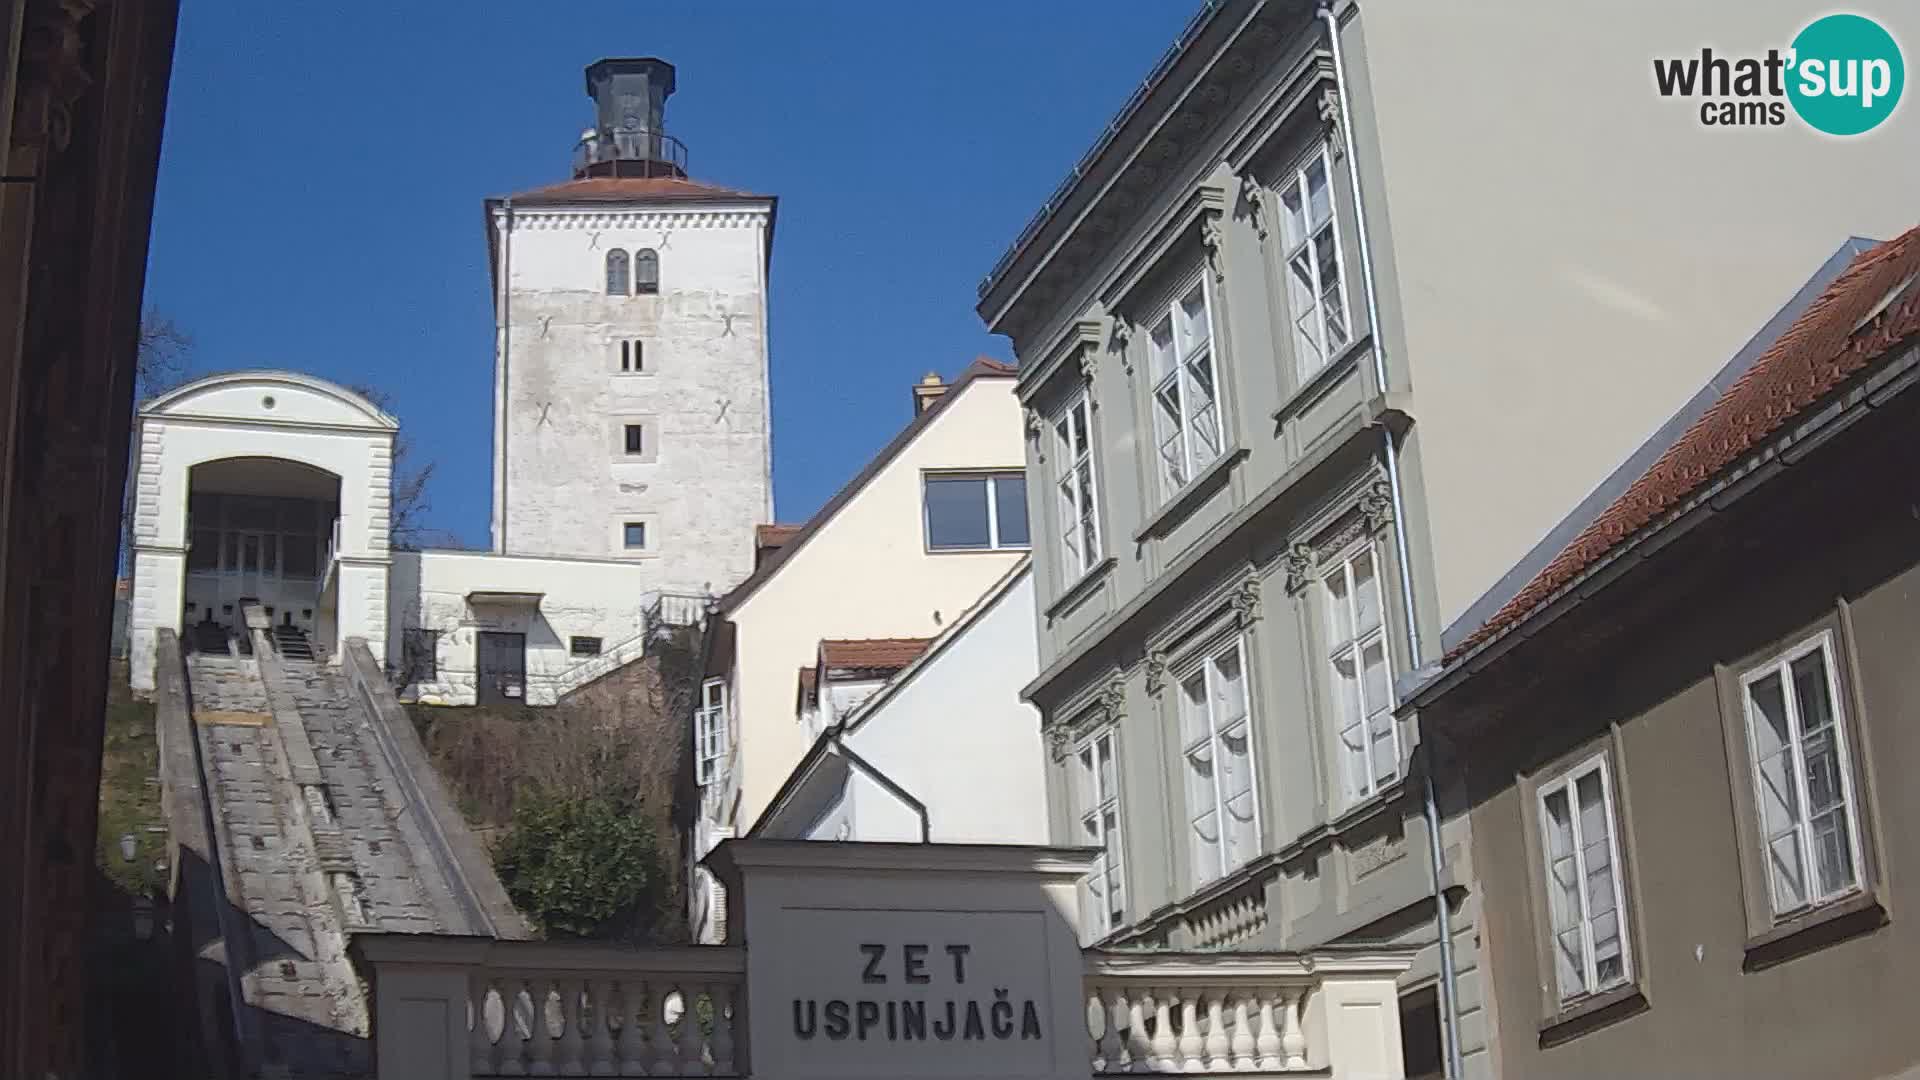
xmin=761 ymin=907 xmax=1060 ymax=1078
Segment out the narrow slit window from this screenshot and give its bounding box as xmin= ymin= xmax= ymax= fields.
xmin=605 ymin=249 xmax=631 ymax=295
xmin=620 ymin=339 xmax=644 ymax=373
xmin=624 ymin=424 xmax=645 ymax=455
xmin=635 ymin=248 xmax=660 ymax=295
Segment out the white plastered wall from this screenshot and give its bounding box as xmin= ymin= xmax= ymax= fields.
xmin=724 ymin=375 xmax=1028 ymax=832
xmin=128 ymin=372 xmax=395 ymax=691
xmin=490 ymin=200 xmax=774 ymax=599
xmin=389 ymin=549 xmax=652 ymax=707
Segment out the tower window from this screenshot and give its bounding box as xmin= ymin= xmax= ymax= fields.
xmin=621 ymin=339 xmax=644 ymax=373
xmin=606 ymin=249 xmax=631 ymax=295
xmin=624 ymin=424 xmax=645 ymax=455
xmin=623 ymin=522 xmax=648 ymax=550
xmin=635 ymin=248 xmax=660 ymax=295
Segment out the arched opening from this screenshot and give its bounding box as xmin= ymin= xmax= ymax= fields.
xmin=634 ymin=247 xmax=659 ymax=294
xmin=183 ymin=457 xmax=341 ymax=655
xmin=605 ymin=248 xmax=631 ymax=295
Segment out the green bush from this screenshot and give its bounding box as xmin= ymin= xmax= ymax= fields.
xmin=493 ymin=789 xmax=666 ymax=941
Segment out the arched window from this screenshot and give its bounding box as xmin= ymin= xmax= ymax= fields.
xmin=605 ymin=249 xmax=630 ymax=295
xmin=635 ymin=248 xmax=660 ymax=295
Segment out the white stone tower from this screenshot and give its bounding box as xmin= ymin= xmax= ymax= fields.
xmin=486 ymin=57 xmax=775 ymax=597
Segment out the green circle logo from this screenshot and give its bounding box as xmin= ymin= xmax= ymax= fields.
xmin=1787 ymin=14 xmax=1904 ymax=135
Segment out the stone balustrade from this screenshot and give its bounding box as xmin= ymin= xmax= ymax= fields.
xmin=354 ymin=936 xmax=746 ymax=1079
xmin=355 ymin=935 xmax=1413 ymax=1080
xmin=1081 ymin=949 xmax=1413 ymax=1075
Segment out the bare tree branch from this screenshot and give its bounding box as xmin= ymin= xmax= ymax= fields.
xmin=344 ymin=382 xmax=453 ymax=550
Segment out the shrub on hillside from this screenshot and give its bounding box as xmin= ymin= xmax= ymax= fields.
xmin=493 ymin=789 xmax=668 ymax=941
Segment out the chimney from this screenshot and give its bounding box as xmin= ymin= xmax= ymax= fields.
xmin=574 ymin=58 xmax=686 ymax=180
xmin=912 ymin=372 xmax=947 ymax=415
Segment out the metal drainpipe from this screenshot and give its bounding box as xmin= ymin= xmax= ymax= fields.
xmin=496 ymin=198 xmax=513 ymax=554
xmin=1318 ymin=3 xmax=1465 ymax=1077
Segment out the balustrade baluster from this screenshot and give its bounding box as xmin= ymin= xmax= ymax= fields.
xmin=1280 ymin=990 xmax=1307 ymax=1070
xmin=1228 ymin=994 xmax=1255 ymax=1070
xmin=557 ymin=978 xmax=587 ymax=1075
xmin=1125 ymin=990 xmax=1151 ymax=1073
xmin=1177 ymin=993 xmax=1203 ymax=1071
xmin=1203 ymin=991 xmax=1230 ymax=1071
xmin=649 ymin=985 xmax=677 ymax=1076
xmin=527 ymin=978 xmax=557 ymax=1076
xmin=709 ymin=984 xmax=736 ymax=1074
xmin=1253 ymin=994 xmax=1282 ymax=1070
xmin=471 ymin=975 xmax=497 ymax=1075
xmin=676 ymin=987 xmax=706 ymax=1074
xmin=587 ymin=978 xmax=617 ymax=1076
xmin=1095 ymin=989 xmax=1125 ymax=1072
xmin=615 ymin=981 xmax=647 ymax=1076
xmin=501 ymin=977 xmax=533 ymax=1076
xmin=1149 ymin=990 xmax=1176 ymax=1072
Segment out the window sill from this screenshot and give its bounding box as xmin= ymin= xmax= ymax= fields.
xmin=925 ymin=545 xmax=1032 ymax=556
xmin=1045 ymin=556 xmax=1117 ymax=620
xmin=1537 ymin=983 xmax=1648 ymax=1048
xmin=1133 ymin=445 xmax=1248 ymax=543
xmin=1742 ymin=889 xmax=1887 ymax=972
xmin=1273 ymin=334 xmax=1369 ymax=425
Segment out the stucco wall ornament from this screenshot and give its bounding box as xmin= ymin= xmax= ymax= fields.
xmin=1098 ymin=677 xmax=1127 ymax=722
xmin=1109 ymin=320 xmax=1134 ymax=376
xmin=1200 ymin=212 xmax=1226 ymax=284
xmin=1319 ymin=87 xmax=1347 ymax=162
xmin=1231 ymin=575 xmax=1262 ymax=625
xmin=1360 ymin=479 xmax=1395 ymax=534
xmin=1145 ymin=650 xmax=1169 ymax=696
xmin=1283 ymin=541 xmax=1319 ymax=594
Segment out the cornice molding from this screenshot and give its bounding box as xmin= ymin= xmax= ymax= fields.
xmin=1017 ymin=317 xmax=1107 ymax=404
xmin=495 ymin=207 xmax=770 ymax=232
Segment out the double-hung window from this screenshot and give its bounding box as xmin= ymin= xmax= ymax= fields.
xmin=1279 ymin=145 xmax=1351 ymax=380
xmin=1538 ymin=754 xmax=1633 ymax=1004
xmin=1324 ymin=542 xmax=1396 ymax=801
xmin=1739 ymin=632 xmax=1865 ymax=917
xmin=1052 ymin=389 xmax=1102 ymax=578
xmin=1072 ymin=727 xmax=1126 ymax=938
xmin=697 ymin=677 xmax=730 ymax=785
xmin=1149 ymin=278 xmax=1225 ymax=498
xmin=924 ymin=471 xmax=1029 ymax=551
xmin=1178 ymin=636 xmax=1258 ymax=885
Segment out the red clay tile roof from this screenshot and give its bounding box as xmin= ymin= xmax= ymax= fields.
xmin=755 ymin=523 xmax=803 ymax=550
xmin=1448 ymin=226 xmax=1920 ymax=663
xmin=796 ymin=665 xmax=818 ymax=706
xmin=502 ymin=176 xmax=767 ymax=205
xmin=818 ymin=638 xmax=934 ymax=672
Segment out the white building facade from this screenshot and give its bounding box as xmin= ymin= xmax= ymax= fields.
xmin=754 ymin=561 xmax=1048 ymax=850
xmin=686 ymin=361 xmax=1031 ymax=942
xmin=128 ymin=57 xmax=772 ymax=704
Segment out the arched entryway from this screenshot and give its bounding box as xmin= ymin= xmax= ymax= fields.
xmin=182 ymin=456 xmax=341 ymax=655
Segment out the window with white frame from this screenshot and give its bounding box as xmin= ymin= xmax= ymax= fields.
xmin=1739 ymin=632 xmax=1865 ymax=917
xmin=1177 ymin=635 xmax=1258 ymax=886
xmin=1071 ymin=725 xmax=1126 ymax=937
xmin=696 ymin=677 xmax=730 ymax=785
xmin=1052 ymin=388 xmax=1102 ymax=579
xmin=1538 ymin=753 xmax=1633 ymax=1004
xmin=1323 ymin=541 xmax=1397 ymax=801
xmin=1148 ymin=277 xmax=1225 ymax=498
xmin=1278 ymin=145 xmax=1351 ymax=380
xmin=924 ymin=471 xmax=1029 ymax=551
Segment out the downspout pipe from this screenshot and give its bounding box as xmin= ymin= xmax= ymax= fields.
xmin=1318 ymin=4 xmax=1464 ymax=1078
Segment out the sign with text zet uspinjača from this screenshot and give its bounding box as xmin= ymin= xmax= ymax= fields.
xmin=769 ymin=908 xmax=1059 ymax=1077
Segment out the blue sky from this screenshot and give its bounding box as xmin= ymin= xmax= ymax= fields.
xmin=144 ymin=2 xmax=1196 ymax=545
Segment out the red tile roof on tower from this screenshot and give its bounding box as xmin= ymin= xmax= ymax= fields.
xmin=1448 ymin=225 xmax=1920 ymax=663
xmin=755 ymin=524 xmax=803 ymax=550
xmin=818 ymin=638 xmax=935 ymax=672
xmin=500 ymin=176 xmax=768 ymax=205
